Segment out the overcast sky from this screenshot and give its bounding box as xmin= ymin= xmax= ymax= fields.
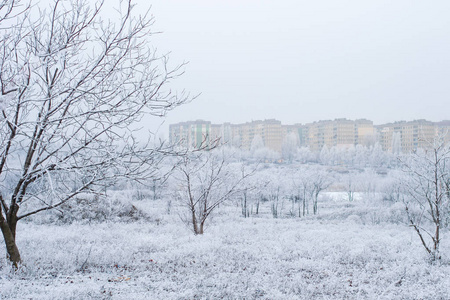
xmin=137 ymin=0 xmax=450 ymax=132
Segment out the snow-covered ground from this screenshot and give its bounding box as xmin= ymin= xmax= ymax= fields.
xmin=1 ymin=197 xmax=450 ymax=299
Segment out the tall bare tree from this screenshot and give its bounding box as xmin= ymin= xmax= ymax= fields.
xmin=0 ymin=0 xmax=190 ymax=266
xmin=401 ymin=137 xmax=450 ymax=261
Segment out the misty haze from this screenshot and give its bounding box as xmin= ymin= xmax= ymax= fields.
xmin=0 ymin=1 xmax=449 ymax=299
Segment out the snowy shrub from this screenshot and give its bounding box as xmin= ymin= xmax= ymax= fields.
xmin=2 ymin=213 xmax=450 ymax=299
xmin=131 ymin=189 xmax=154 ymax=201
xmin=24 ymin=192 xmax=149 ymax=224
xmin=317 ymin=198 xmax=408 ymax=226
xmin=346 ymin=214 xmax=363 ymax=224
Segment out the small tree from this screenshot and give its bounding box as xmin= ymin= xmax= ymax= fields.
xmin=342 ymin=172 xmax=357 ymax=202
xmin=0 ymin=0 xmax=190 ymax=266
xmin=292 ymin=169 xmax=311 ymax=217
xmin=319 ymin=145 xmax=331 ymax=165
xmin=401 ymin=138 xmax=450 ymax=261
xmin=258 ymin=168 xmax=287 ymax=218
xmin=239 ymin=175 xmax=263 ymax=218
xmin=310 ymin=170 xmax=331 ymax=215
xmin=241 ymin=188 xmax=250 ymax=218
xmin=250 ymin=135 xmax=264 ymax=154
xmin=281 ymin=132 xmax=298 ymax=163
xmin=175 ymin=152 xmax=252 ymax=235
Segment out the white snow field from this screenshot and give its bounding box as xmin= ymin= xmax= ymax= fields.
xmin=1 ymin=196 xmax=450 ymax=300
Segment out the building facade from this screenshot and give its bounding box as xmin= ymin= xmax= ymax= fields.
xmin=169 ymin=118 xmax=449 ymax=153
xmin=299 ymin=119 xmax=375 ymax=152
xmin=376 ymin=120 xmax=437 ymax=153
xmin=169 ymin=120 xmax=213 ymax=149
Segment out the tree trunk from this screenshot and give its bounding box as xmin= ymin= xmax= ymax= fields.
xmin=0 ymin=212 xmax=21 ymax=267
xmin=434 ymin=215 xmax=440 ymax=261
xmin=302 ymin=198 xmax=306 ymax=216
xmin=291 ymin=196 xmax=295 ymax=217
xmin=313 ymin=193 xmax=319 ymax=215
xmin=271 ymin=196 xmax=278 ymax=218
xmin=302 ymin=190 xmax=307 ymax=216
xmin=242 ymin=193 xmax=248 ymax=218
xmin=191 ymin=209 xmax=199 ymax=235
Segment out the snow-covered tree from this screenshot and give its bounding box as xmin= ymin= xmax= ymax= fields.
xmin=320 ymin=145 xmax=331 ymax=165
xmin=309 ymin=170 xmax=332 ymax=214
xmin=238 ymin=171 xmax=267 ymax=218
xmin=369 ymin=143 xmax=386 ymax=168
xmin=392 ymin=132 xmax=402 ymax=155
xmin=282 ymin=132 xmax=298 ymax=163
xmin=174 ymin=152 xmax=252 ymax=234
xmin=291 ymin=166 xmax=331 ymax=216
xmin=342 ymin=172 xmax=358 ymax=202
xmin=232 ymin=135 xmax=241 ymax=148
xmin=354 ymin=144 xmax=368 ymax=168
xmin=0 ymin=0 xmax=190 ymax=267
xmin=297 ymin=147 xmax=316 ymax=163
xmin=291 ymin=168 xmax=311 ymax=217
xmin=250 ymin=135 xmax=264 ymax=154
xmin=401 ymin=138 xmax=450 ymax=261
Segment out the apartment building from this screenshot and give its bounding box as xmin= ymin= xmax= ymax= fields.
xmin=232 ymin=119 xmax=283 ymax=152
xmin=257 ymin=119 xmax=283 ymax=152
xmin=281 ymin=124 xmax=303 ymax=146
xmin=302 ymin=120 xmax=333 ymax=152
xmin=436 ymin=120 xmax=450 ymax=145
xmin=169 ymin=119 xmax=284 ymax=152
xmin=300 ymin=119 xmax=375 ymax=151
xmin=356 ymin=119 xmax=377 ymax=146
xmin=169 ymin=118 xmax=447 ymax=153
xmin=376 ymin=120 xmax=436 ymax=153
xmin=169 ymin=120 xmax=213 ymax=149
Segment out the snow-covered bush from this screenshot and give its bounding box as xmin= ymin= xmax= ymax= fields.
xmin=23 ymin=192 xmax=149 ymax=224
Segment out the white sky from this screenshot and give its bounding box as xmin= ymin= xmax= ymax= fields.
xmin=133 ymin=1 xmax=450 ymax=134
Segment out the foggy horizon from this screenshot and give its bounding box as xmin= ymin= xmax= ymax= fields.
xmin=138 ymin=0 xmax=450 ymax=135
xmin=2 ymin=1 xmax=450 ymax=298
xmin=167 ymin=116 xmax=450 ymax=127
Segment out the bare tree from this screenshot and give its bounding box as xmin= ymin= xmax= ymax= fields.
xmin=310 ymin=170 xmax=331 ymax=215
xmin=381 ymin=170 xmax=405 ymax=203
xmin=256 ymin=168 xmax=286 ymax=218
xmin=291 ymin=167 xmax=330 ymax=216
xmin=239 ymin=175 xmax=262 ymax=218
xmin=0 ymin=0 xmax=190 ymax=266
xmin=343 ymin=172 xmax=357 ymax=202
xmin=175 ymin=152 xmax=252 ymax=235
xmin=292 ymin=170 xmax=310 ymax=217
xmin=401 ymin=138 xmax=450 ymax=261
